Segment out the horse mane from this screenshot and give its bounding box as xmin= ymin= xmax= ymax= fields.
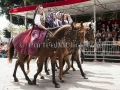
xmin=53 ymin=25 xmax=71 ymax=37
xmin=49 ymin=27 xmax=60 ymax=32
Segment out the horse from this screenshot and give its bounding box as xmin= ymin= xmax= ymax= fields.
xmin=25 ymin=22 xmax=95 ymax=81
xmin=25 ymin=22 xmax=78 ymax=82
xmin=8 ymin=24 xmax=73 ymax=88
xmin=71 ymin=22 xmax=95 ymax=71
xmin=61 ymin=22 xmax=95 ymax=78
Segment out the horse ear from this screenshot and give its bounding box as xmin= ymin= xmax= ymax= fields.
xmin=71 ymin=22 xmax=75 ymax=29
xmin=81 ymin=21 xmax=83 ymax=27
xmin=89 ymin=24 xmax=92 ymax=29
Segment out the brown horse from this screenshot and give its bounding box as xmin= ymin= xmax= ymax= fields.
xmin=62 ymin=22 xmax=95 ymax=79
xmin=25 ymin=22 xmax=95 ymax=81
xmin=71 ymin=23 xmax=95 ymax=71
xmin=8 ymin=25 xmax=72 ymax=88
xmin=25 ymin=23 xmax=78 ymax=82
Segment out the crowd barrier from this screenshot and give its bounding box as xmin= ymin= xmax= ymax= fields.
xmin=81 ymin=41 xmax=120 ymax=61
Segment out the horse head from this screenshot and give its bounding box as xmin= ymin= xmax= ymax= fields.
xmin=65 ymin=22 xmax=84 ymax=42
xmin=72 ymin=21 xmax=95 ymax=45
xmin=84 ymin=22 xmax=95 ymax=45
xmin=71 ymin=22 xmax=85 ymax=43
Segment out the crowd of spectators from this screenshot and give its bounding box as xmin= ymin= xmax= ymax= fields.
xmin=0 ymin=42 xmax=9 ymax=58
xmin=96 ymin=16 xmax=120 ymax=43
xmin=0 ymin=16 xmax=120 ymax=58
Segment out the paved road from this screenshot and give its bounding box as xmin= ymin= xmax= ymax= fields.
xmin=0 ymin=58 xmax=120 ymax=90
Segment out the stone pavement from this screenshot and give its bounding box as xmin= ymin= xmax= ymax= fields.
xmin=0 ymin=58 xmax=120 ymax=90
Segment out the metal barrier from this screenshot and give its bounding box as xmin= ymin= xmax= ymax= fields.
xmin=81 ymin=41 xmax=120 ymax=61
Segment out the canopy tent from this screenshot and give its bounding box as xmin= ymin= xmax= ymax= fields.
xmin=9 ymin=0 xmax=120 ymax=61
xmin=9 ymin=0 xmax=120 ymax=19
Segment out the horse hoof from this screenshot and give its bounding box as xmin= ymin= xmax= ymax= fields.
xmin=73 ymin=68 xmax=76 ymax=71
xmin=83 ymin=76 xmax=88 ymax=79
xmin=65 ymin=72 xmax=70 ymax=74
xmin=46 ymin=72 xmax=50 ymax=75
xmin=26 ymin=70 xmax=30 ymax=75
xmin=47 ymin=69 xmax=50 ymax=71
xmin=55 ymin=84 xmax=60 ymax=88
xmin=61 ymin=79 xmax=65 ymax=83
xmin=14 ymin=78 xmax=19 ymax=82
xmin=32 ymin=80 xmax=36 ymax=85
xmin=57 ymin=67 xmax=60 ymax=69
xmin=41 ymin=76 xmax=44 ymax=79
xmin=28 ymin=81 xmax=33 ymax=85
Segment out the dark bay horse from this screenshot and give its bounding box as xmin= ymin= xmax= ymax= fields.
xmin=71 ymin=22 xmax=95 ymax=71
xmin=25 ymin=22 xmax=95 ymax=81
xmin=8 ymin=25 xmax=72 ymax=88
xmin=25 ymin=23 xmax=78 ymax=82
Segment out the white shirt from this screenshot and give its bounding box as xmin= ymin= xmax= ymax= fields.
xmin=56 ymin=19 xmax=62 ymax=27
xmin=68 ymin=16 xmax=73 ymax=24
xmin=34 ymin=14 xmax=45 ymax=26
xmin=64 ymin=17 xmax=73 ymax=24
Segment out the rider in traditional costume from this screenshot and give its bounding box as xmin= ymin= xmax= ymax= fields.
xmin=46 ymin=12 xmax=57 ymax=28
xmin=13 ymin=5 xmax=48 ymax=55
xmin=62 ymin=13 xmax=73 ymax=25
xmin=56 ymin=11 xmax=62 ymax=27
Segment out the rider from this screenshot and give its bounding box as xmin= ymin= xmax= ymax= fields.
xmin=46 ymin=12 xmax=57 ymax=28
xmin=29 ymin=5 xmax=48 ymax=53
xmin=56 ymin=11 xmax=62 ymax=27
xmin=62 ymin=13 xmax=73 ymax=25
xmin=13 ymin=5 xmax=48 ymax=55
xmin=33 ymin=5 xmax=48 ymax=31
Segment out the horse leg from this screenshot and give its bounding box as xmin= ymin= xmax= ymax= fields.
xmin=58 ymin=55 xmax=64 ymax=82
xmin=62 ymin=59 xmax=65 ymax=68
xmin=81 ymin=50 xmax=84 ymax=64
xmin=71 ymin=55 xmax=76 ymax=71
xmin=19 ymin=61 xmax=33 ymax=85
xmin=56 ymin=60 xmax=59 ymax=69
xmin=62 ymin=55 xmax=71 ymax=75
xmin=75 ymin=57 xmax=88 ymax=79
xmin=13 ymin=60 xmax=19 ymax=82
xmin=26 ymin=58 xmax=30 ymax=75
xmin=50 ymin=55 xmax=60 ymax=88
xmin=32 ymin=57 xmax=45 ymax=85
xmin=44 ymin=58 xmax=50 ymax=75
xmin=39 ymin=72 xmax=44 ymax=79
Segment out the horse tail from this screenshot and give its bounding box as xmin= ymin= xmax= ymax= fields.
xmin=8 ymin=40 xmax=14 ymax=63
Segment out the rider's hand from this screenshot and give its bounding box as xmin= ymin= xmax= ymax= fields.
xmin=45 ymin=28 xmax=48 ymax=31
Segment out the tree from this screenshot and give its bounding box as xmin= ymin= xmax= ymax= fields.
xmin=0 ymin=0 xmax=55 ymax=25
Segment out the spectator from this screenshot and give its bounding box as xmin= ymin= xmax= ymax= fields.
xmin=96 ymin=30 xmax=101 ymax=37
xmin=116 ymin=28 xmax=120 ymax=41
xmin=0 ymin=42 xmax=8 ymax=58
xmin=111 ymin=29 xmax=117 ymax=40
xmin=112 ymin=24 xmax=115 ymax=30
xmin=96 ymin=34 xmax=101 ymax=42
xmin=106 ymin=29 xmax=111 ymax=38
xmin=106 ymin=25 xmax=110 ymax=31
xmin=101 ymin=29 xmax=106 ymax=36
xmin=110 ymin=17 xmax=115 ymax=20
xmin=101 ymin=24 xmax=106 ymax=32
xmin=107 ymin=21 xmax=112 ymax=32
xmin=106 ymin=33 xmax=113 ymax=41
xmin=96 ymin=17 xmax=103 ymax=33
xmin=101 ymin=34 xmax=106 ymax=42
xmin=114 ymin=22 xmax=119 ymax=31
